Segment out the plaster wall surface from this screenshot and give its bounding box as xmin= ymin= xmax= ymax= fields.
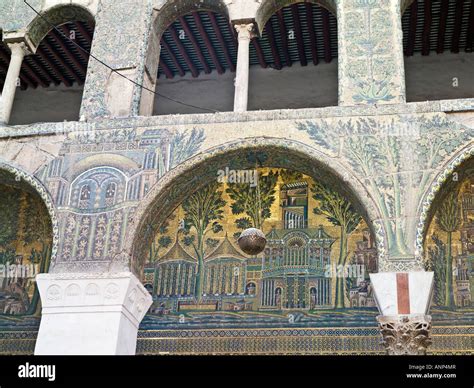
xmin=405 ymin=52 xmax=474 ymax=103
xmin=10 ymin=84 xmax=84 ymax=125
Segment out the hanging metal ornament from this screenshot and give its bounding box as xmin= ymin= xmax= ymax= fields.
xmin=238 ymin=227 xmax=267 ymax=255
xmin=237 ymin=158 xmax=267 ymax=255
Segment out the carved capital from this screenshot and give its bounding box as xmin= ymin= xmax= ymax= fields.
xmin=234 ymin=23 xmax=255 ymax=41
xmin=7 ymin=42 xmax=30 ymax=58
xmin=377 ymin=314 xmax=432 ymax=355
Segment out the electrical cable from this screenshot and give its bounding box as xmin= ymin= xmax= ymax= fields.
xmin=23 ymin=0 xmax=220 ymax=113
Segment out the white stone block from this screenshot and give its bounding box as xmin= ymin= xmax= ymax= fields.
xmin=369 ymin=272 xmax=434 ymax=316
xmin=34 ymin=272 xmax=152 ymax=355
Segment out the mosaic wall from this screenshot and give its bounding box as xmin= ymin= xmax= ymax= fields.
xmin=0 ymin=180 xmax=52 ymax=318
xmin=424 ymin=169 xmax=474 ymax=325
xmin=0 ymin=112 xmax=472 ymax=354
xmin=141 ymin=168 xmax=379 ymax=331
xmin=0 ymin=0 xmax=473 ymax=355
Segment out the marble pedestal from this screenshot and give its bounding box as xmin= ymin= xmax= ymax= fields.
xmin=34 ymin=272 xmax=152 ymax=355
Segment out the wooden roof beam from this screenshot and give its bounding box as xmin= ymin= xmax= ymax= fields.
xmin=277 ymin=10 xmax=292 ymax=67
xmin=193 ymin=12 xmax=224 ymax=74
xmin=437 ymin=0 xmax=450 ymax=53
xmin=207 ymin=12 xmax=235 ymax=72
xmin=50 ymin=31 xmax=86 ymax=78
xmin=0 ymin=49 xmax=33 ymax=89
xmin=178 ymin=16 xmax=211 ymax=74
xmin=405 ymin=1 xmax=418 ymax=56
xmin=41 ymin=39 xmax=82 ymax=84
xmin=251 ymin=37 xmax=268 ymax=68
xmin=421 ymin=0 xmax=432 ymax=55
xmin=21 ymin=59 xmax=50 ymax=87
xmin=466 ymin=0 xmax=474 ymax=52
xmin=160 ymin=38 xmax=185 ymax=77
xmin=168 ymin=24 xmax=199 ymax=77
xmin=265 ymin=20 xmax=282 ymax=69
xmin=76 ymin=21 xmax=93 ymax=44
xmin=36 ymin=47 xmax=73 ymax=86
xmin=31 ymin=56 xmax=60 ymax=86
xmin=59 ymin=24 xmax=90 ymax=64
xmin=291 ymin=4 xmax=307 ymax=66
xmin=305 ymin=3 xmax=318 ymax=65
xmin=159 ymin=58 xmax=174 ymax=79
xmin=451 ymin=0 xmax=465 ymax=53
xmin=321 ymin=8 xmax=332 ymax=63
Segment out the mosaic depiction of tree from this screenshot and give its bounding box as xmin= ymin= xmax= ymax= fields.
xmin=425 ymin=173 xmax=474 ymax=310
xmin=143 ymin=168 xmax=378 ymax=323
xmin=0 ymin=185 xmax=52 ymax=316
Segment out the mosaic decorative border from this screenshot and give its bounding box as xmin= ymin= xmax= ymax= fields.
xmin=0 ymin=326 xmax=471 ymax=355
xmin=135 ymin=326 xmax=474 ymax=355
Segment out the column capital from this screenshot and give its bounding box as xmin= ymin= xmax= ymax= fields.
xmin=377 ymin=314 xmax=432 ymax=355
xmin=6 ymin=41 xmax=30 ymax=57
xmin=234 ymin=22 xmax=255 ymax=41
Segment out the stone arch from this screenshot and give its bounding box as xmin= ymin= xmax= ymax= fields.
xmin=125 ymin=137 xmax=386 ymax=277
xmin=401 ymin=0 xmax=415 ymax=14
xmin=255 ymin=0 xmax=337 ymax=35
xmin=26 ymin=3 xmax=95 ymax=51
xmin=152 ymin=0 xmax=230 ymax=39
xmin=415 ymin=143 xmax=474 ymax=261
xmin=0 ymin=160 xmax=59 ymax=269
xmin=140 ymin=0 xmax=231 ymax=115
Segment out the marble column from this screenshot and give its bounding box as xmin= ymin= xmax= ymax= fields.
xmin=337 ymin=0 xmax=406 ymax=106
xmin=34 ymin=272 xmax=152 ymax=355
xmin=233 ymin=23 xmax=254 ymax=113
xmin=1 ymin=43 xmax=27 ymax=125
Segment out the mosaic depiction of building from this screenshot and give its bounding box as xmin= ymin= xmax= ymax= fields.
xmin=0 ymin=0 xmax=474 ymax=356
xmin=424 ymin=172 xmax=474 ymax=314
xmin=142 ymin=169 xmax=378 ymax=328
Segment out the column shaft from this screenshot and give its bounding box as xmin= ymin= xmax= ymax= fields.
xmin=233 ymin=24 xmax=253 ymax=112
xmin=1 ymin=43 xmax=27 ymax=125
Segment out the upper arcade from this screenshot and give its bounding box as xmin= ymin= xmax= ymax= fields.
xmin=0 ymin=0 xmax=472 ymax=126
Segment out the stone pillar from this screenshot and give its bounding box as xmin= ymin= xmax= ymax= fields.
xmin=337 ymin=0 xmax=406 ymax=106
xmin=233 ymin=23 xmax=254 ymax=113
xmin=80 ymin=0 xmax=153 ymax=120
xmin=370 ymin=272 xmax=434 ymax=355
xmin=34 ymin=272 xmax=152 ymax=355
xmin=0 ymin=42 xmax=27 ymax=125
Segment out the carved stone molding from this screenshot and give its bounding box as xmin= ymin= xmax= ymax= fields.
xmin=234 ymin=23 xmax=255 ymax=41
xmin=377 ymin=314 xmax=432 ymax=355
